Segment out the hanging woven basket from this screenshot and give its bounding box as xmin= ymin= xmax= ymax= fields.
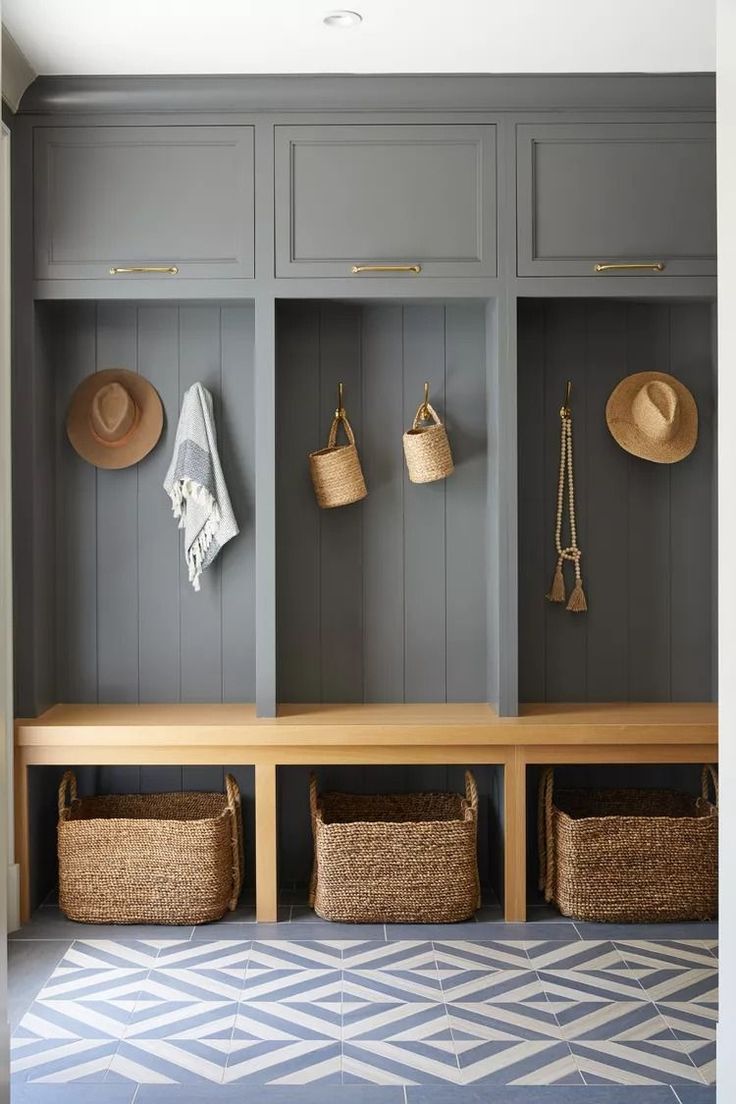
xmin=403 ymin=402 xmax=454 ymax=484
xmin=309 ymin=412 xmax=367 ymax=509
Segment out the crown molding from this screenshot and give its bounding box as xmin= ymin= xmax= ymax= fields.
xmin=2 ymin=27 xmax=35 ymax=113
xmin=17 ymin=72 xmax=715 ymax=116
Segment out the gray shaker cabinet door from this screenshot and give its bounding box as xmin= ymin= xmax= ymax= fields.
xmin=275 ymin=125 xmax=496 ymax=278
xmin=517 ymin=123 xmax=716 ymax=277
xmin=34 ymin=126 xmax=255 ymax=280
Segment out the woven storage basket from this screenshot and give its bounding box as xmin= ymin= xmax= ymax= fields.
xmin=403 ymin=402 xmax=454 ymax=484
xmin=309 ymin=771 xmax=480 ymax=923
xmin=58 ymin=771 xmax=244 ymax=925
xmin=309 ymin=413 xmax=367 ymax=508
xmin=538 ymin=766 xmax=718 ymax=923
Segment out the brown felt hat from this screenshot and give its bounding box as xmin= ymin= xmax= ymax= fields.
xmin=605 ymin=371 xmax=698 ymax=464
xmin=66 ymin=369 xmax=163 ymax=469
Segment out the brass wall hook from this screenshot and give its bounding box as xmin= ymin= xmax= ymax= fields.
xmin=421 ymin=381 xmax=430 ymax=420
xmin=335 ymin=382 xmax=345 ymax=419
xmin=561 ymin=380 xmax=572 ymax=418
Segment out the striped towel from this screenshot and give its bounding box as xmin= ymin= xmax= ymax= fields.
xmin=163 ymin=382 xmax=239 ymax=591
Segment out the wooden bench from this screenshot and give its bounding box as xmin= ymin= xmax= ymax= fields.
xmin=14 ymin=701 xmax=718 ymax=924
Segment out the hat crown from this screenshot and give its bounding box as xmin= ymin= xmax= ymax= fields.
xmin=89 ymin=381 xmax=137 ymax=444
xmin=631 ymin=380 xmax=680 ymax=443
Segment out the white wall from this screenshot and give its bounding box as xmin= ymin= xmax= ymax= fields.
xmin=718 ymin=2 xmax=735 ymax=1099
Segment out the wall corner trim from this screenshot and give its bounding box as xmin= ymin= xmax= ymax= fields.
xmin=2 ymin=27 xmax=35 ymax=114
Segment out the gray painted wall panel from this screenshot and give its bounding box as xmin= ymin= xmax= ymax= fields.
xmin=517 ymin=299 xmax=715 ymax=702
xmin=44 ymin=301 xmax=256 ymax=705
xmin=277 ymin=301 xmax=488 ymax=703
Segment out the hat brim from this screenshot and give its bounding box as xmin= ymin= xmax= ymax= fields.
xmin=605 ymin=371 xmax=698 ymax=464
xmin=66 ymin=369 xmax=164 ymax=470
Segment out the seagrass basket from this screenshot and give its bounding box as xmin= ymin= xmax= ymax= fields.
xmin=57 ymin=771 xmax=244 ymax=925
xmin=538 ymin=766 xmax=718 ymax=923
xmin=403 ymin=402 xmax=454 ymax=484
xmin=309 ymin=771 xmax=480 ymax=923
xmin=309 ymin=412 xmax=367 ymax=508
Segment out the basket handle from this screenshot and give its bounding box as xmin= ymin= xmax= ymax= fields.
xmin=327 ymin=413 xmax=356 ymax=449
xmin=308 ymin=773 xmax=320 ymax=908
xmin=538 ymin=767 xmax=556 ymax=903
xmin=464 ymin=771 xmax=478 ymax=819
xmin=412 ymin=402 xmax=442 ymax=430
xmin=58 ymin=770 xmax=78 ymax=820
xmin=701 ymin=764 xmax=718 ymax=806
xmin=224 ymin=774 xmax=244 ymax=911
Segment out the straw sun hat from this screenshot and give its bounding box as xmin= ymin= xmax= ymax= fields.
xmin=605 ymin=371 xmax=698 ymax=464
xmin=66 ymin=369 xmax=164 ymax=469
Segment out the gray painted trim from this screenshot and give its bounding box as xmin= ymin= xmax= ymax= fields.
xmin=18 ymin=73 xmax=715 ymax=116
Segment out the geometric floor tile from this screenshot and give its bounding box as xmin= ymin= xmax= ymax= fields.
xmin=343 ymin=1040 xmax=463 ymax=1085
xmin=108 ymin=1039 xmax=230 ymax=1083
xmin=433 ymin=941 xmax=530 ymax=971
xmin=615 ymin=940 xmax=719 ymax=971
xmin=448 ymin=1002 xmax=563 ymax=1041
xmin=537 ymin=969 xmax=648 ymax=1003
xmin=241 ymin=969 xmax=343 ymax=1004
xmin=11 ymin=1037 xmax=118 ymax=1083
xmin=633 ymin=969 xmax=718 ymax=1005
xmin=439 ymin=970 xmax=545 ymax=1004
xmin=455 ymin=1040 xmax=583 ymax=1085
xmin=344 ymin=970 xmax=444 ymax=1003
xmin=233 ymin=1002 xmax=343 ymax=1041
xmin=552 ymin=1000 xmax=676 ymax=1041
xmin=523 ymin=941 xmax=627 ymax=972
xmin=224 ymin=1040 xmax=342 ymax=1084
xmin=570 ymin=1038 xmax=709 ymax=1085
xmin=8 ymin=931 xmax=720 ymax=1091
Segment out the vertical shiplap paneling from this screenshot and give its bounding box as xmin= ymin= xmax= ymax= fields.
xmin=221 ymin=305 xmax=256 ymax=702
xmin=445 ymin=303 xmax=488 ymax=700
xmin=625 ymin=304 xmax=672 ymax=701
xmin=137 ymin=306 xmax=181 ymax=703
xmin=517 ymin=299 xmax=715 ymax=703
xmin=584 ymin=302 xmax=629 ymax=700
xmin=361 ymin=305 xmax=405 ymax=702
xmin=543 ymin=301 xmax=588 ymax=701
xmin=95 ymin=303 xmax=140 ymax=703
xmin=517 ymin=302 xmax=547 ymax=703
xmin=669 ymin=302 xmax=714 ymax=699
xmin=55 ymin=302 xmax=98 ymax=702
xmin=276 ymin=300 xmax=488 ymax=704
xmin=178 ymin=306 xmax=224 ymax=702
xmin=276 ymin=303 xmax=322 ymax=702
xmin=318 ymin=303 xmax=364 ymax=702
xmin=403 ymin=306 xmax=448 ymax=701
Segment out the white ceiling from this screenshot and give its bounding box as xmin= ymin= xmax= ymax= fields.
xmin=3 ymin=0 xmax=715 ymax=76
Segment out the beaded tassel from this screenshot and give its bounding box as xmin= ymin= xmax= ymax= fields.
xmin=546 ymin=384 xmax=588 ymax=614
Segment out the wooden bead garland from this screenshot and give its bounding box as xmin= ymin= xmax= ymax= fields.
xmin=546 ymin=381 xmax=587 ymax=613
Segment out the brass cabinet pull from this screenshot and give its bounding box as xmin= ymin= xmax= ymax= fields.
xmin=351 ymin=263 xmax=422 ymax=274
xmin=594 ymin=262 xmax=665 ymax=273
xmin=109 ymin=265 xmax=179 ymax=275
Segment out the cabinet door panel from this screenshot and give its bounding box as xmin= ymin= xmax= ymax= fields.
xmin=517 ymin=123 xmax=716 ymax=277
xmin=275 ymin=124 xmax=496 ymax=277
xmin=35 ymin=126 xmax=254 ymax=280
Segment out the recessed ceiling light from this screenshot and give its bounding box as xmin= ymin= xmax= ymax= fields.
xmin=323 ymin=10 xmax=363 ymax=28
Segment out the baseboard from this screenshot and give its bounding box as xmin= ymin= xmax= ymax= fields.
xmin=6 ymin=864 xmax=19 ymax=934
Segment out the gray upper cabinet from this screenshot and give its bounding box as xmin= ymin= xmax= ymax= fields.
xmin=34 ymin=126 xmax=255 ymax=280
xmin=275 ymin=124 xmax=496 ymax=278
xmin=517 ymin=123 xmax=716 ymax=277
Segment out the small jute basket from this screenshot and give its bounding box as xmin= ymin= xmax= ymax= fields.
xmin=403 ymin=402 xmax=454 ymax=484
xmin=309 ymin=771 xmax=480 ymax=923
xmin=309 ymin=412 xmax=367 ymax=508
xmin=58 ymin=771 xmax=244 ymax=925
xmin=538 ymin=766 xmax=718 ymax=923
